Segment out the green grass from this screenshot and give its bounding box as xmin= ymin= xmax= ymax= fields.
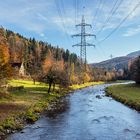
xmin=106 ymin=84 xmax=140 ymax=111
xmin=0 ymin=80 xmax=53 ymax=133
xmin=0 ymin=79 xmax=104 ymax=134
xmin=116 ymin=80 xmax=131 ymax=83
xmin=8 ymin=79 xmax=46 ymax=87
xmin=106 ymin=80 xmax=131 ymax=84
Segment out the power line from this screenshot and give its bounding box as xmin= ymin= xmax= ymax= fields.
xmin=93 ymin=0 xmax=106 ymax=28
xmin=98 ymin=1 xmax=140 ymax=44
xmin=54 ymin=0 xmax=70 ymax=42
xmin=77 ymin=0 xmax=80 ymax=23
xmin=97 ymin=0 xmax=124 ymax=35
xmin=74 ymin=0 xmax=78 ymax=25
xmin=96 ymin=38 xmax=107 ymax=58
xmin=92 ymin=0 xmax=101 ymax=25
xmin=60 ymin=0 xmax=66 ymax=16
xmin=96 ymin=0 xmax=119 ymax=34
xmin=60 ymin=0 xmax=70 ymax=36
xmin=73 ymin=0 xmax=78 ymax=25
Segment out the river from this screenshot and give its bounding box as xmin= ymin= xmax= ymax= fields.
xmin=7 ymin=83 xmax=140 ymax=140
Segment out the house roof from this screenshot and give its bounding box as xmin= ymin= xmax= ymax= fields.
xmin=10 ymin=62 xmax=22 ymax=68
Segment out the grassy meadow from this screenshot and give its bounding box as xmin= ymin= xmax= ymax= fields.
xmin=0 ymin=79 xmax=103 ymax=134
xmin=106 ymin=84 xmax=140 ymax=111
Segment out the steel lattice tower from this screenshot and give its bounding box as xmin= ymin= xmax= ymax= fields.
xmin=72 ymin=15 xmax=96 ymax=70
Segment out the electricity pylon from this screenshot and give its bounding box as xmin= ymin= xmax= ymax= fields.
xmin=72 ymin=15 xmax=96 ymax=70
xmin=110 ymin=54 xmax=113 ymax=59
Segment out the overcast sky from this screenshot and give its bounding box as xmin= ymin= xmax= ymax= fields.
xmin=0 ymin=0 xmax=140 ymax=63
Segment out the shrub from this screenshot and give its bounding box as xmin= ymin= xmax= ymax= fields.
xmin=2 ymin=117 xmax=15 ymax=129
xmin=26 ymin=110 xmax=38 ymax=123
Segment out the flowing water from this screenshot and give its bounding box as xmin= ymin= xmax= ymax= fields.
xmin=7 ymin=84 xmax=140 ymax=140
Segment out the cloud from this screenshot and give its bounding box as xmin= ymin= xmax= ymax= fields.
xmin=123 ymin=25 xmax=140 ymax=37
xmin=0 ymin=0 xmax=140 ymax=38
xmin=0 ymin=0 xmax=53 ymax=34
xmin=95 ymin=0 xmax=140 ymax=33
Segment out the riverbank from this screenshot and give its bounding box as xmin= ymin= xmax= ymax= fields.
xmin=106 ymin=83 xmax=140 ymax=111
xmin=0 ymin=79 xmax=103 ymax=138
xmin=6 ymin=83 xmax=140 ymax=140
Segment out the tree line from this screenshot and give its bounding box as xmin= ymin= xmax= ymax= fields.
xmin=0 ymin=27 xmax=118 ymax=93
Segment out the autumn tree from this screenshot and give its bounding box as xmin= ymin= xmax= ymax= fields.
xmin=0 ymin=28 xmax=11 ymax=85
xmin=42 ymin=49 xmax=53 ymax=74
xmin=83 ymin=72 xmax=91 ymax=83
xmin=41 ymin=57 xmax=69 ymax=93
xmin=69 ymin=63 xmax=77 ymax=84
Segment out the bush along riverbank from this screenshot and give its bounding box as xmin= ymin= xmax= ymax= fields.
xmin=105 ymin=83 xmax=140 ymax=111
xmin=0 ymin=80 xmax=103 ymax=138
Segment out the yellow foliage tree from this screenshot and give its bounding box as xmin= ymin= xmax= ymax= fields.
xmin=70 ymin=63 xmax=78 ymax=84
xmin=83 ymin=72 xmax=91 ymax=83
xmin=0 ymin=30 xmax=9 ymax=66
xmin=0 ymin=28 xmax=11 ymax=84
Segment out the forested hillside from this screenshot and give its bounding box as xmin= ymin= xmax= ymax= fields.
xmin=1 ymin=27 xmax=78 ymax=66
xmin=0 ymin=27 xmax=84 ymax=87
xmin=0 ymin=26 xmax=117 ymax=93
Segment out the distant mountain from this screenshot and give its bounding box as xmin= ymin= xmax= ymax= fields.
xmin=127 ymin=50 xmax=140 ymax=57
xmin=91 ymin=50 xmax=140 ymax=70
